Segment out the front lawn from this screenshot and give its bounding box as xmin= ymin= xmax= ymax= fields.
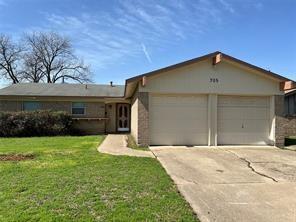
xmin=0 ymin=136 xmax=197 ymax=221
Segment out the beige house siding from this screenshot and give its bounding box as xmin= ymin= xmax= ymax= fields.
xmin=139 ymin=59 xmax=283 ymax=96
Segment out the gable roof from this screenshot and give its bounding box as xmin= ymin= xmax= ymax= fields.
xmin=126 ymin=51 xmax=291 ymax=84
xmin=0 ymin=51 xmax=294 ymax=99
xmin=0 ymin=83 xmax=125 ymax=98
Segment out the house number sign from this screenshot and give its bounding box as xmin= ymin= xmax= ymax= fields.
xmin=210 ymin=78 xmax=219 ymax=83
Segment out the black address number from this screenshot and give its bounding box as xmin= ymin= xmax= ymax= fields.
xmin=210 ymin=78 xmax=219 ymax=83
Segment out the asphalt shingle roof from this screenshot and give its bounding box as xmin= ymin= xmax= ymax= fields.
xmin=0 ymin=83 xmax=125 ymax=97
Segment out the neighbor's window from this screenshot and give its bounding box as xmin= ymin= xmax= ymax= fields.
xmin=72 ymin=102 xmax=86 ymax=115
xmin=23 ymin=101 xmax=41 ymax=111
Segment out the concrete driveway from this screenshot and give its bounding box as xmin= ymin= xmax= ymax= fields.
xmin=151 ymin=146 xmax=296 ymax=222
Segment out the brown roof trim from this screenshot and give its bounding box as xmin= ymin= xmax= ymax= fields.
xmin=285 ymin=88 xmax=296 ymax=96
xmin=126 ymin=51 xmax=219 ymax=83
xmin=125 ymin=51 xmax=291 ymax=85
xmin=0 ymin=95 xmax=125 ymax=99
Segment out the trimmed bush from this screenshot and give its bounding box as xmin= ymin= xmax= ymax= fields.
xmin=0 ymin=110 xmax=73 ymax=137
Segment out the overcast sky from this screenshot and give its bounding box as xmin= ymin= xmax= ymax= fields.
xmin=0 ymin=0 xmax=295 ymax=87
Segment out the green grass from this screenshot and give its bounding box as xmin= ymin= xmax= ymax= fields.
xmin=127 ymin=135 xmax=150 ymax=151
xmin=285 ymin=137 xmax=296 ymax=146
xmin=0 ymin=136 xmax=197 ymax=222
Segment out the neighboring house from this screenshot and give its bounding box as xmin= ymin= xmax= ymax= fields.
xmin=285 ymin=89 xmax=296 ymax=115
xmin=0 ymin=51 xmax=295 ymax=147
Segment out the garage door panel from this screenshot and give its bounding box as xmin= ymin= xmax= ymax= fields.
xmin=243 ymin=119 xmax=270 ymax=131
xmin=150 ymin=95 xmax=208 ymax=145
xmin=218 ymin=96 xmax=269 ymax=107
xmin=218 ymin=133 xmax=269 ymax=145
xmin=152 ymin=124 xmax=207 ymax=134
xmin=218 ymin=120 xmax=269 ymax=132
xmin=218 ymin=96 xmax=270 ymax=145
xmin=150 ymin=132 xmax=208 ymax=145
xmin=218 ymin=107 xmax=269 ymax=120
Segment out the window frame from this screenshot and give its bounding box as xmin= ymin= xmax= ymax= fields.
xmin=71 ymin=102 xmax=86 ymax=115
xmin=23 ymin=101 xmax=41 ymax=111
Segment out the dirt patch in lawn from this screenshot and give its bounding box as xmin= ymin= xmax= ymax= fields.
xmin=0 ymin=154 xmax=35 ymax=161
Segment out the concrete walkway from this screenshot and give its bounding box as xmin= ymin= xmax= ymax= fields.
xmin=98 ymin=134 xmax=154 ymax=158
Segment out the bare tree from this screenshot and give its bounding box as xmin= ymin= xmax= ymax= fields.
xmin=0 ymin=35 xmax=23 ymax=83
xmin=25 ymin=32 xmax=91 ymax=83
xmin=22 ymin=51 xmax=45 ymax=83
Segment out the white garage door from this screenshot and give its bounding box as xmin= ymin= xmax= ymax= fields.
xmin=150 ymin=95 xmax=208 ymax=145
xmin=218 ymin=96 xmax=270 ymax=145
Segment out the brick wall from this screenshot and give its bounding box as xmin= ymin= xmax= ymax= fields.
xmin=0 ymin=100 xmax=22 ymax=111
xmin=137 ymin=92 xmax=149 ymax=146
xmin=275 ymin=95 xmax=285 ymax=147
xmin=42 ymin=101 xmax=71 ymax=113
xmin=71 ymin=102 xmax=106 ymax=134
xmin=274 ymin=95 xmax=296 ymax=147
xmin=72 ymin=120 xmax=105 ymax=135
xmin=280 ymin=117 xmax=296 ymax=137
xmin=275 ymin=116 xmax=296 ymax=147
xmin=0 ymin=100 xmax=107 ymax=135
xmin=275 ymin=116 xmax=286 ymax=147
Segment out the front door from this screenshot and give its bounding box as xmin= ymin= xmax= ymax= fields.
xmin=117 ymin=104 xmax=130 ymax=132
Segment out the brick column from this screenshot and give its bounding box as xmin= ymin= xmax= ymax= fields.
xmin=274 ymin=95 xmax=285 ymax=147
xmin=138 ymin=92 xmax=149 ymax=146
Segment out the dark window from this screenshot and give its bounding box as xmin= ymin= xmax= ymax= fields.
xmin=72 ymin=102 xmax=86 ymax=115
xmin=23 ymin=101 xmax=41 ymax=111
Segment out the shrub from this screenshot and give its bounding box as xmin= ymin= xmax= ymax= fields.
xmin=0 ymin=110 xmax=73 ymax=137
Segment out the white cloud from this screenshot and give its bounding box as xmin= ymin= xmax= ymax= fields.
xmin=39 ymin=0 xmax=240 ymax=72
xmin=141 ymin=43 xmax=152 ymax=63
xmin=218 ymin=0 xmax=235 ymax=13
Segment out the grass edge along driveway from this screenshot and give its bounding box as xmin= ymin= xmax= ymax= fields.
xmin=0 ymin=136 xmax=198 ymax=222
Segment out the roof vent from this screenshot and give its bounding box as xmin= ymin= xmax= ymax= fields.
xmin=110 ymin=81 xmax=114 ymax=87
xmin=85 ymin=84 xmax=88 ymax=89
